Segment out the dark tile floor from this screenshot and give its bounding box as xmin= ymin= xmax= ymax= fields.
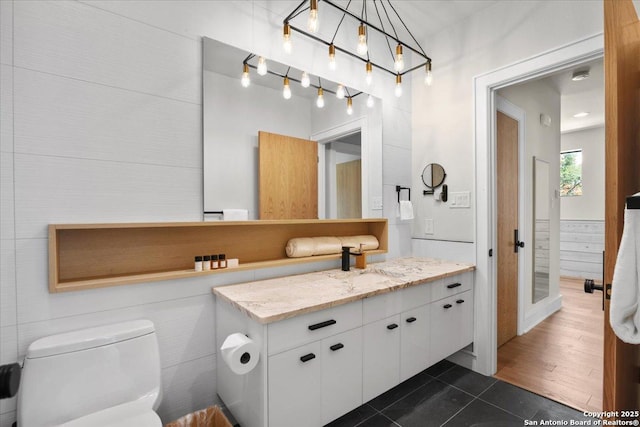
xmin=325 ymin=360 xmax=597 ymax=427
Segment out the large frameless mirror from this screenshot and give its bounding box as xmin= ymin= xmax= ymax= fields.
xmin=202 ymin=37 xmax=382 ymax=220
xmin=533 ymin=157 xmax=550 ymax=303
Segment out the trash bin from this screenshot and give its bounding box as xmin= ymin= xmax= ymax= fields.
xmin=165 ymin=405 xmax=233 ymax=427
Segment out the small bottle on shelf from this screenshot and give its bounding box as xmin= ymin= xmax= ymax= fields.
xmin=203 ymin=255 xmax=211 ymax=271
xmin=194 ymin=256 xmax=203 ymax=272
xmin=211 ymin=254 xmax=219 ymax=270
xmin=219 ymin=254 xmax=227 ymax=269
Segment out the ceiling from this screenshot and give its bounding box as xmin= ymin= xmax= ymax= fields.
xmin=244 ymin=1 xmax=605 ymax=133
xmin=548 ymin=58 xmax=604 ymax=133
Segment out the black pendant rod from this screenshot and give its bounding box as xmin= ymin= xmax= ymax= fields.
xmin=288 ymin=23 xmax=398 ymax=77
xmin=244 ymin=62 xmax=363 ymax=98
xmin=284 ymin=0 xmax=311 ymax=22
xmin=317 ymin=0 xmax=431 ymax=62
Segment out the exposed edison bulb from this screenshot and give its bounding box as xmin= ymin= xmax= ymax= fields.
xmin=394 ymin=74 xmax=402 ymax=97
xmin=241 ymin=63 xmax=250 ymax=88
xmin=366 ymin=94 xmax=375 ymax=108
xmin=336 ymin=84 xmax=345 ymax=99
xmin=357 ymin=23 xmax=368 ymax=56
xmin=283 ymin=24 xmax=292 ymax=54
xmin=424 ymin=62 xmax=433 ymax=86
xmin=257 ymin=56 xmax=267 ymax=76
xmin=301 ymin=71 xmax=310 ymax=88
xmin=316 ymin=87 xmax=325 ymax=108
xmin=394 ymin=44 xmax=404 ymax=72
xmin=283 ymin=77 xmax=291 ymax=100
xmin=307 ymin=0 xmax=319 ymax=33
xmin=365 ymin=61 xmax=373 ymax=86
xmin=328 ymin=43 xmax=336 ymax=70
xmin=346 ymin=97 xmax=353 ymax=115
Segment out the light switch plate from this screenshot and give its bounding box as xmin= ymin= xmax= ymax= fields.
xmin=449 ymin=192 xmax=470 ymax=208
xmin=424 ymin=219 xmax=434 ymax=234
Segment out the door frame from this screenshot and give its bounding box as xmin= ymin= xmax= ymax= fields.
xmin=312 ymin=117 xmax=369 ymax=219
xmin=473 ymin=33 xmax=604 ymax=376
xmin=495 ymin=96 xmax=527 ymax=337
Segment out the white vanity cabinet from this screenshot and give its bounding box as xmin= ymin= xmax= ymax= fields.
xmin=429 ymin=272 xmax=474 ymax=363
xmin=267 ymin=303 xmax=364 ymax=427
xmin=400 ymin=304 xmax=431 ymax=382
xmin=362 ymin=314 xmax=401 ymax=402
xmin=321 ymin=328 xmax=363 ymax=424
xmin=214 ymin=259 xmax=475 ymax=427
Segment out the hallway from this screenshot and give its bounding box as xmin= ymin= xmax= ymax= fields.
xmin=495 ymin=277 xmax=603 ymax=412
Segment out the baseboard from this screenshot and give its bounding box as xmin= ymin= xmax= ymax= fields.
xmin=522 ymin=294 xmax=563 ymax=334
xmin=446 ymin=346 xmax=476 ymax=370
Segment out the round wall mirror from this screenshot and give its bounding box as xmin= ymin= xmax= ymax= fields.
xmin=421 ymin=163 xmax=446 ymax=189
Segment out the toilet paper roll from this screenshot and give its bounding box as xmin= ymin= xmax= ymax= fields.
xmin=220 ymin=333 xmax=260 ymax=375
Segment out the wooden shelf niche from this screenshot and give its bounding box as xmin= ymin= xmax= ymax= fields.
xmin=49 ymin=218 xmax=388 ymax=293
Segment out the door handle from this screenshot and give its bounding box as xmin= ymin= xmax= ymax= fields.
xmin=514 ymin=229 xmax=525 ymax=253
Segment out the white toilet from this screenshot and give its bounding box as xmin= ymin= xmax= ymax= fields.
xmin=17 ymin=319 xmax=163 ymax=427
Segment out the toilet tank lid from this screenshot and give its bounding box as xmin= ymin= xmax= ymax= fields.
xmin=26 ymin=320 xmax=155 ymax=359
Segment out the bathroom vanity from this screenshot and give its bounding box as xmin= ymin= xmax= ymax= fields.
xmin=213 ymin=257 xmax=474 ymax=427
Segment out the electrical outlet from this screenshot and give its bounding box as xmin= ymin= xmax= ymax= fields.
xmin=424 ymin=219 xmax=434 ymax=234
xmin=372 ymin=196 xmax=383 ymax=210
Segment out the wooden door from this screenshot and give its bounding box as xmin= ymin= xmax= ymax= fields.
xmin=258 ymin=131 xmax=318 ymax=219
xmin=603 ymin=0 xmax=640 ymax=414
xmin=497 ymin=111 xmax=519 ymax=347
xmin=336 ymin=159 xmax=362 ymax=218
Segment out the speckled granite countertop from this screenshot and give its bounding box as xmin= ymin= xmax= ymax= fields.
xmin=212 ymin=257 xmax=474 ymax=324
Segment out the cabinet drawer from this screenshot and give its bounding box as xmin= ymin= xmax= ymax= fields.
xmin=431 ymin=271 xmax=473 ymax=302
xmin=268 ymin=301 xmax=362 ymax=355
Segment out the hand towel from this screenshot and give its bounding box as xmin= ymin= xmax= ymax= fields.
xmin=398 ymin=200 xmax=414 ymax=221
xmin=222 ymin=209 xmax=249 ymax=221
xmin=610 ymin=193 xmax=640 ymax=344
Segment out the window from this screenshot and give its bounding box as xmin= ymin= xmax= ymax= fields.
xmin=560 ymin=149 xmax=582 ymax=196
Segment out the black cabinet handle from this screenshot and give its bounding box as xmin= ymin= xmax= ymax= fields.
xmin=447 ymin=282 xmax=462 ymax=289
xmin=443 ymin=304 xmax=452 ymax=309
xmin=387 ymin=323 xmax=399 ymax=330
xmin=330 ymin=343 xmax=344 ymax=351
xmin=308 ymin=319 xmax=336 ymax=331
xmin=406 ymin=317 xmax=417 ymax=323
xmin=300 ymin=353 xmax=316 ymax=363
xmin=456 ymin=299 xmax=465 ymax=304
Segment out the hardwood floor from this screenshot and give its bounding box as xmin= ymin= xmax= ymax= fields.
xmin=494 ymin=277 xmax=603 ymax=413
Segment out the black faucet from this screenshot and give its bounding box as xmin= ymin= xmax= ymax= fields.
xmin=341 ymin=246 xmax=362 ymax=271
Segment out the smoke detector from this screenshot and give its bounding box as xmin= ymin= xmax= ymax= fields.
xmin=571 ymin=69 xmax=590 ymax=81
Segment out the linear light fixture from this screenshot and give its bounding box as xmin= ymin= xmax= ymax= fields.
xmin=283 ymin=0 xmax=433 ymax=95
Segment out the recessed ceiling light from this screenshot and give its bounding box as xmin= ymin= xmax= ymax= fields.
xmin=573 ymin=111 xmax=590 ymax=118
xmin=572 ymin=69 xmax=590 ymax=81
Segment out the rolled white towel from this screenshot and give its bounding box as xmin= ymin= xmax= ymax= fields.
xmin=339 ymin=235 xmax=379 ymax=251
xmin=286 ymin=237 xmax=316 ymax=258
xmin=312 ymin=237 xmax=342 ymax=255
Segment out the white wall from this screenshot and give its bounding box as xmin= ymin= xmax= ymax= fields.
xmin=498 ymin=79 xmax=562 ymax=329
xmin=0 ymin=1 xmax=412 ymax=425
xmin=560 ymin=126 xmax=605 ymax=220
xmin=411 ymin=0 xmax=603 ymax=245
